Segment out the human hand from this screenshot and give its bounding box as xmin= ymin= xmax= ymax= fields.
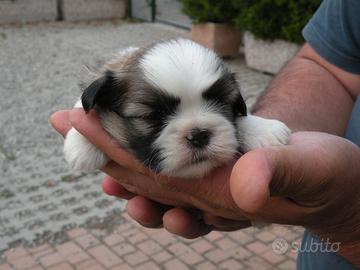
xmin=51 ymin=109 xmax=360 ymax=257
xmin=51 ymin=109 xmax=252 ymax=238
xmin=228 ymin=130 xmax=360 ymax=264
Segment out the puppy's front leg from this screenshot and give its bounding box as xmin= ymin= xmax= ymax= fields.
xmin=237 ymin=115 xmax=291 ymax=152
xmin=63 ymin=100 xmax=109 ymax=172
xmin=64 ymin=127 xmax=109 ymax=172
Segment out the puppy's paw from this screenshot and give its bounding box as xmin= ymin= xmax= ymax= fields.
xmin=237 ymin=115 xmax=291 ymax=152
xmin=64 ymin=127 xmax=109 ymax=172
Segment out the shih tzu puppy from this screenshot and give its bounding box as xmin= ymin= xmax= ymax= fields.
xmin=64 ymin=39 xmax=290 ymax=178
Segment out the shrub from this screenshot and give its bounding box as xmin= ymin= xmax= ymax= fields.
xmin=179 ymin=0 xmax=241 ymax=24
xmin=233 ymin=0 xmax=322 ymax=44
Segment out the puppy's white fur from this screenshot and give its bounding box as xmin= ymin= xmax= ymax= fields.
xmin=64 ymin=100 xmax=109 ymax=172
xmin=140 ymin=40 xmax=224 ymax=99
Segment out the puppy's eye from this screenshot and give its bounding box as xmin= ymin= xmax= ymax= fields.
xmin=143 ymin=109 xmax=166 ymax=121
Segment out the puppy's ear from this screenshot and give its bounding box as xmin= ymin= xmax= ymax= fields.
xmin=234 ymin=93 xmax=247 ymax=116
xmin=222 ymin=72 xmax=247 ymax=116
xmin=226 ymin=72 xmax=247 ymax=116
xmin=81 ymin=71 xmax=122 ymax=112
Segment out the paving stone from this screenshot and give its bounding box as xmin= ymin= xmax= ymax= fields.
xmin=190 ymin=239 xmax=214 ymax=254
xmin=127 ymin=231 xmax=148 ymax=245
xmin=57 ymin=242 xmax=89 ymax=265
xmin=278 ymin=260 xmax=296 ymax=269
xmin=75 ymin=259 xmax=100 ymax=270
xmin=32 ymin=248 xmax=55 ymax=261
xmin=0 ymin=264 xmax=12 ymax=270
xmin=204 ymin=249 xmax=230 ymax=264
xmin=48 ymin=262 xmax=74 ymax=270
xmin=135 ymin=261 xmax=161 ymax=270
xmin=39 ymin=252 xmax=64 ymax=268
xmin=103 ymin=233 xmax=125 ymax=247
xmin=219 ymin=259 xmax=244 ymax=270
xmin=216 ymin=238 xmax=238 ymax=251
xmin=136 ymin=240 xmax=162 ymax=255
xmin=80 ymin=264 xmax=105 ymax=270
xmin=168 ymin=242 xmax=192 ymax=256
xmin=121 ymin=228 xmax=141 ymax=238
xmin=75 ymin=234 xmax=100 ymax=249
xmin=67 ymin=252 xmax=90 ymax=265
xmin=148 ymin=230 xmax=178 ymax=247
xmin=205 ymin=231 xmax=224 ymax=241
xmin=262 ymin=250 xmax=287 ymax=264
xmin=4 ymin=247 xmax=28 ymax=261
xmin=231 ymin=246 xmax=252 ymax=260
xmin=195 ymin=261 xmax=217 ymax=270
xmin=115 ymin=223 xmax=133 ymax=233
xmin=255 ymin=231 xmax=278 ymax=243
xmin=246 ymin=242 xmax=269 ymax=254
xmin=123 ymin=251 xmax=149 ymax=266
xmin=111 ymin=264 xmax=133 ymax=270
xmin=67 ymin=228 xmax=88 ymax=239
xmin=178 ymin=250 xmax=204 ymax=266
xmin=27 ymin=244 xmax=50 ymax=255
xmin=152 ymin=250 xmax=172 ymax=263
xmin=88 ymin=245 xmax=122 ymax=268
xmin=244 ymin=256 xmax=272 ymax=270
xmin=25 ymin=266 xmax=44 ymax=270
xmin=56 ymin=242 xmax=82 ymax=256
xmin=164 ymin=258 xmax=189 ymax=270
xmin=8 ymin=255 xmax=37 ymax=270
xmin=113 ymin=243 xmax=136 ymax=257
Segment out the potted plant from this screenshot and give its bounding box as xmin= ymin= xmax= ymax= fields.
xmin=180 ymin=0 xmax=243 ymax=57
xmin=233 ymin=0 xmax=321 ymax=74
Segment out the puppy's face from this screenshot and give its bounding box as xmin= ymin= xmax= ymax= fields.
xmin=82 ymin=39 xmax=247 ymax=178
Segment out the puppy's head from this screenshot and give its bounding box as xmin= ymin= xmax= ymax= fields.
xmin=82 ymin=39 xmax=247 ymax=178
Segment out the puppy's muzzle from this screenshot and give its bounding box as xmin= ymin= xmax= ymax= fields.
xmin=186 ymin=128 xmax=211 ymax=149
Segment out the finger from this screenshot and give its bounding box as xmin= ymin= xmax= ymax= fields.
xmin=230 ymin=149 xmax=272 ymax=214
xmin=163 ymin=208 xmax=213 ymax=239
xmin=229 ymin=136 xmax=332 ymax=223
xmin=102 ymin=161 xmax=150 ymax=186
xmin=126 ymin=196 xmax=166 ymax=228
xmin=229 ymin=148 xmax=315 ymax=224
xmin=202 ymin=212 xmax=251 ymax=230
xmin=102 ymin=175 xmax=135 ymax=200
xmin=50 ymin=110 xmax=72 ymax=136
xmin=69 ymin=108 xmax=144 ymax=170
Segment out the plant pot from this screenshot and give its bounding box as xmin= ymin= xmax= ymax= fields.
xmin=191 ymin=22 xmax=242 ymax=57
xmin=243 ymin=31 xmax=301 ymax=74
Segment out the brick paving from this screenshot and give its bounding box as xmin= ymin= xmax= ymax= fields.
xmin=0 ymin=210 xmax=303 ymax=270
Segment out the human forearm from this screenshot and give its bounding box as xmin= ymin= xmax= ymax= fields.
xmin=253 ymin=44 xmax=355 ymax=135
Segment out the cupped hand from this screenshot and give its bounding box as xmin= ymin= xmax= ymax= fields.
xmin=50 ymin=109 xmax=251 ymax=238
xmin=51 ymin=109 xmax=360 ymax=251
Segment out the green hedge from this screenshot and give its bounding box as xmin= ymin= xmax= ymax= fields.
xmin=179 ymin=0 xmax=321 ymax=44
xmin=179 ymin=0 xmax=241 ymax=24
xmin=233 ymin=0 xmax=321 ymax=44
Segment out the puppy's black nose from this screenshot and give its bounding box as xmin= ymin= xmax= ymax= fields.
xmin=186 ymin=128 xmax=211 ymax=149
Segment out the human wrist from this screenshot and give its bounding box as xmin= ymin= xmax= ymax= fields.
xmin=251 ymin=47 xmax=353 ymax=134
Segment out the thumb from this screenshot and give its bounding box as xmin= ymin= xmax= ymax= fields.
xmin=229 ymin=144 xmax=320 ymax=214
